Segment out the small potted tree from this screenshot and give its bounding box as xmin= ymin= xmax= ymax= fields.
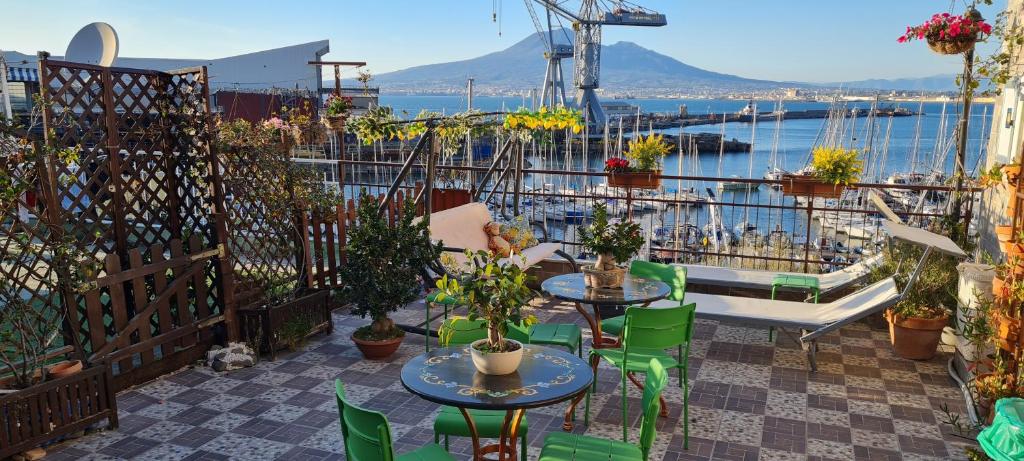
xmin=435 ymin=250 xmax=538 ymax=375
xmin=782 ymin=146 xmax=863 ymax=198
xmin=322 ymin=94 xmax=354 ymax=132
xmin=606 ymin=133 xmax=671 ymax=189
xmin=884 ymin=243 xmax=957 ymax=360
xmin=340 ymin=194 xmax=441 ymax=360
xmin=577 ymin=203 xmax=644 ymax=289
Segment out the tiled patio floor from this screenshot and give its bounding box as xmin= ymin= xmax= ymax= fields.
xmin=45 ymin=297 xmax=977 ymax=461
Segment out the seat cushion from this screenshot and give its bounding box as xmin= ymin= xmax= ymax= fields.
xmin=396 ymin=443 xmax=457 ymax=461
xmin=529 ymin=323 xmax=581 ymax=351
xmin=425 ymin=203 xmax=492 ymax=267
xmin=593 ymin=347 xmax=680 ymax=373
xmin=539 ymin=432 xmax=643 ymax=461
xmin=434 ymin=406 xmax=528 ymax=438
xmin=499 ymin=242 xmax=559 ymax=268
xmin=600 ymin=315 xmax=625 ymax=337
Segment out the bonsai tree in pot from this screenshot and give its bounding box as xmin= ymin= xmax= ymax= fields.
xmin=605 ymin=133 xmax=671 ymax=189
xmin=879 ymin=242 xmax=958 ymax=360
xmin=435 ymin=250 xmax=538 ymax=375
xmin=340 ymin=193 xmax=441 ymax=360
xmin=782 ymin=146 xmax=863 ymax=198
xmin=576 ymin=203 xmax=644 ymax=289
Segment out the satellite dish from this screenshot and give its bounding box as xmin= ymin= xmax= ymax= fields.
xmin=65 ymin=22 xmax=119 ymax=66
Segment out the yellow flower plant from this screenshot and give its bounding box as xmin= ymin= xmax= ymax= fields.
xmin=810 ymin=146 xmax=863 ymax=186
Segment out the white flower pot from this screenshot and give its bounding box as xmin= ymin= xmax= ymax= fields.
xmin=955 ymin=263 xmax=995 ymax=362
xmin=470 ymin=339 xmax=524 ymax=375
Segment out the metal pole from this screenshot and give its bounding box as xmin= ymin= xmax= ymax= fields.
xmin=953 ymin=47 xmax=975 ymax=224
xmin=378 ymin=127 xmax=432 ymax=216
xmin=467 ymin=78 xmax=474 ymax=110
xmin=333 ymin=65 xmax=341 ymax=96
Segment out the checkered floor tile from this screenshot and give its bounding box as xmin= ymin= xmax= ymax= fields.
xmin=44 ymin=297 xmax=978 ymax=460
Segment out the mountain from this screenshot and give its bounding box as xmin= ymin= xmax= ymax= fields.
xmin=374 ymin=31 xmax=787 ymax=93
xmin=821 ymin=75 xmax=959 ymax=92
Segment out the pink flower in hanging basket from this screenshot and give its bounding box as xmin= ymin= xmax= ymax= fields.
xmin=897 ymin=10 xmax=991 ymax=44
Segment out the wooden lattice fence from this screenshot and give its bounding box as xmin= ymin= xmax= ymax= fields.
xmin=0 ymin=56 xmax=235 ymax=387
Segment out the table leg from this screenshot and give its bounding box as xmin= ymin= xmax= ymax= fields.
xmin=563 ymin=352 xmax=600 ymax=431
xmin=457 ymin=407 xmax=482 ymax=460
xmin=575 ymin=302 xmax=618 ymax=349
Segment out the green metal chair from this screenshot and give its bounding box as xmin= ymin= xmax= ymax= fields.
xmin=507 ymin=320 xmax=583 ymax=358
xmin=540 ymin=358 xmax=669 ymax=461
xmin=433 ymin=318 xmax=529 ymax=461
xmin=600 ymin=260 xmax=687 ymax=337
xmin=335 ymin=380 xmax=455 ymax=461
xmin=587 ymin=303 xmax=696 ymax=446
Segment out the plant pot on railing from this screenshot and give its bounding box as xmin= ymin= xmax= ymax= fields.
xmin=0 ymin=364 xmax=117 ymax=459
xmin=927 ymin=36 xmax=977 ymax=55
xmin=607 ymin=170 xmax=661 ymax=189
xmin=781 ymin=174 xmax=846 ymax=198
xmin=239 ymin=289 xmax=333 ymax=360
xmin=885 ymin=309 xmax=949 ymax=360
xmin=322 ymin=115 xmax=348 ymax=132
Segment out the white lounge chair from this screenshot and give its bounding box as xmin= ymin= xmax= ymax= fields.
xmin=687 ymin=277 xmax=901 ymax=370
xmin=681 ymin=253 xmax=884 ymax=297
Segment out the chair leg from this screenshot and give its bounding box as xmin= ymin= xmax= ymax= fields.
xmin=520 ymin=434 xmax=527 ymax=461
xmin=682 ymin=366 xmax=689 ymax=450
xmin=434 ymin=431 xmax=439 ymax=444
xmin=621 ymin=373 xmax=629 ymax=442
xmin=444 ymin=434 xmax=449 ymax=451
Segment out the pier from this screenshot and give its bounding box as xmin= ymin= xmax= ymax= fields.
xmin=618 ymin=107 xmax=917 ymax=132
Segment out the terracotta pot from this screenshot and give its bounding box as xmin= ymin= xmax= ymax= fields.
xmin=47 ymin=360 xmax=83 ymax=379
xmin=885 ymin=309 xmax=949 ymax=360
xmin=997 ymin=225 xmax=1014 ymax=243
xmin=926 ymin=36 xmax=976 ymax=55
xmin=991 ymin=311 xmax=1021 ymax=351
xmin=780 ymin=174 xmax=846 ymax=198
xmin=470 ymin=339 xmax=524 ymax=375
xmin=351 ymin=333 xmax=404 ymax=360
xmin=607 ymin=170 xmax=661 ymax=189
xmin=1003 ymin=165 xmax=1021 ymax=183
xmin=992 ymin=275 xmax=1009 ymax=300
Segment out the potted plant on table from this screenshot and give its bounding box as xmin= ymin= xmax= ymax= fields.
xmin=576 ymin=203 xmax=644 ymax=289
xmin=605 ymin=133 xmax=671 ymax=189
xmin=435 ymin=250 xmax=538 ymax=375
xmin=340 ymin=193 xmax=441 ymax=360
xmin=322 ymin=94 xmax=354 ymax=132
xmin=898 ymin=10 xmax=991 ymax=55
xmin=782 ymin=146 xmax=863 ymax=198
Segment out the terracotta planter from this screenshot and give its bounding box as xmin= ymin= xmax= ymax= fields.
xmin=992 ymin=275 xmax=1009 ymax=300
xmin=926 ymin=36 xmax=976 ymax=55
xmin=47 ymin=360 xmax=82 ymax=379
xmin=352 ymin=333 xmax=404 ymax=360
xmin=991 ymin=311 xmax=1021 ymax=351
xmin=997 ymin=225 xmax=1014 ymax=243
xmin=607 ymin=170 xmax=661 ymax=189
xmin=885 ymin=309 xmax=949 ymax=360
xmin=780 ymin=174 xmax=846 ymax=198
xmin=1003 ymin=165 xmax=1021 ymax=184
xmin=470 ymin=339 xmax=524 ymax=375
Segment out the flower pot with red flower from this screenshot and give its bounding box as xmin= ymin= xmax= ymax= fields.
xmin=262 ymin=117 xmax=296 ymax=152
xmin=322 ymin=94 xmax=354 ymax=132
xmin=605 ymin=134 xmax=670 ymax=189
xmin=898 ymin=10 xmax=992 ymax=56
xmin=781 ymin=147 xmax=863 ymax=198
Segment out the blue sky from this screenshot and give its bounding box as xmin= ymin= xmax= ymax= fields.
xmin=0 ymin=0 xmax=1007 ymax=83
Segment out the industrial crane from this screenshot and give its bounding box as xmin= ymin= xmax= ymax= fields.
xmin=523 ymin=0 xmax=573 ymax=108
xmin=530 ymin=0 xmax=666 ymax=125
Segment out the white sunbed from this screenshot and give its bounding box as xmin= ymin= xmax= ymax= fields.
xmin=687 ymin=277 xmax=901 ymax=370
xmin=682 ymin=253 xmax=884 ymax=297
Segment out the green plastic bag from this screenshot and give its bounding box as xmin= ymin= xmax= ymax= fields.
xmin=979 ymin=398 xmax=1024 ymax=461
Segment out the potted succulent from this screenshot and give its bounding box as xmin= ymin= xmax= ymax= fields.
xmin=782 ymin=146 xmax=863 ymax=198
xmin=322 ymin=94 xmax=354 ymax=132
xmin=884 ymin=244 xmax=957 ymax=360
xmin=340 ymin=193 xmax=441 ymax=360
xmin=606 ymin=133 xmax=671 ymax=189
xmin=898 ymin=10 xmax=991 ymax=55
xmin=576 ymin=203 xmax=644 ymax=289
xmin=435 ymin=250 xmax=538 ymax=375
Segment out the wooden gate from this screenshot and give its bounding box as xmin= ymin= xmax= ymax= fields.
xmin=76 ymin=237 xmax=223 ymax=390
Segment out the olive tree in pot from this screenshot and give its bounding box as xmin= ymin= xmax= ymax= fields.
xmin=876 ymin=242 xmax=958 ymax=360
xmin=577 ymin=203 xmax=644 ymax=289
xmin=435 ymin=250 xmax=538 ymax=375
xmin=340 ymin=194 xmax=441 ymax=360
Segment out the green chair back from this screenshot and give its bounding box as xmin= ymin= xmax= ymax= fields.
xmin=629 ymin=260 xmax=686 ymax=302
xmin=504 ymin=321 xmax=532 ymax=345
xmin=621 ymin=303 xmax=696 ymax=352
xmin=438 ymin=318 xmax=488 ymax=346
xmin=638 ymin=359 xmax=669 ymax=459
xmin=336 ymin=380 xmax=396 ymax=461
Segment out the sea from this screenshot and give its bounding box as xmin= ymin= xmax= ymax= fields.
xmin=376 ymin=95 xmax=993 ymax=255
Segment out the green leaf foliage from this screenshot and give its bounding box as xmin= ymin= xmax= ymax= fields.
xmin=576 ymin=203 xmax=645 ymax=262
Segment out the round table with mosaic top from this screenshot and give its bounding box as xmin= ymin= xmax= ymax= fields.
xmin=401 ymin=344 xmax=593 ymax=461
